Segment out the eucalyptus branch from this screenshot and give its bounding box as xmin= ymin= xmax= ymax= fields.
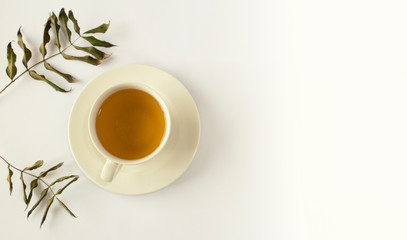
xmin=1 ymin=8 xmax=115 ymax=227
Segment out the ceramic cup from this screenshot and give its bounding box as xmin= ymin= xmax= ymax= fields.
xmin=88 ymin=83 xmax=171 ymax=182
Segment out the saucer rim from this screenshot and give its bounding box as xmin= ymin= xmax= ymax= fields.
xmin=68 ymin=64 xmax=200 ymax=195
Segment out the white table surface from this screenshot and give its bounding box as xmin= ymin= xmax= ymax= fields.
xmin=1 ymin=0 xmax=407 ymax=239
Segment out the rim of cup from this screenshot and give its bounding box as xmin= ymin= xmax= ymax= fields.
xmin=88 ymin=83 xmax=171 ymax=165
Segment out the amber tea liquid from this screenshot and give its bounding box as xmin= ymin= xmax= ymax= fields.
xmin=95 ymin=89 xmax=166 ymax=160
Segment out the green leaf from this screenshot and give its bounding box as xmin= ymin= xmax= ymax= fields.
xmin=58 ymin=8 xmax=71 ymax=42
xmin=55 ymin=175 xmax=79 ymax=195
xmin=68 ymin=10 xmax=80 ymax=35
xmin=57 ymin=198 xmax=76 ymax=218
xmin=23 ymin=160 xmax=44 ymax=171
xmin=38 ymin=162 xmax=64 ymax=178
xmin=27 ymin=188 xmax=48 ymax=218
xmin=7 ymin=165 xmax=13 ymax=195
xmin=40 ymin=17 xmax=52 ymax=57
xmin=73 ymin=45 xmax=111 ymax=60
xmin=20 ymin=172 xmax=28 ymax=204
xmin=28 ymin=70 xmax=69 ymax=92
xmin=44 ymin=62 xmax=77 ymax=83
xmin=26 ymin=178 xmax=39 ymax=207
xmin=49 ymin=12 xmax=61 ymax=49
xmin=40 ymin=196 xmax=55 ymax=228
xmin=61 ymin=52 xmax=102 ymax=65
xmin=17 ymin=28 xmax=32 ymax=68
xmin=84 ymin=21 xmax=110 ymax=34
xmin=6 ymin=42 xmax=17 ymax=80
xmin=82 ymin=36 xmax=115 ymax=48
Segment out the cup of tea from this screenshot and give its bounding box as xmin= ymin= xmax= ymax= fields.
xmin=88 ymin=83 xmax=171 ymax=182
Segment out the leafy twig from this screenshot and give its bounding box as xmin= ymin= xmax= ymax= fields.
xmin=1 ymin=154 xmax=79 ymax=227
xmin=2 ymin=8 xmax=115 ymax=94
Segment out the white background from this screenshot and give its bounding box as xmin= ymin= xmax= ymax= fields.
xmin=1 ymin=0 xmax=407 ymax=239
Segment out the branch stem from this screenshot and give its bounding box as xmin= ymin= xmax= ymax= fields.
xmin=0 ymin=154 xmax=58 ymax=195
xmin=0 ymin=36 xmax=81 ymax=95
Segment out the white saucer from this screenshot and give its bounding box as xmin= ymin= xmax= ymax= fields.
xmin=68 ymin=64 xmax=200 ymax=195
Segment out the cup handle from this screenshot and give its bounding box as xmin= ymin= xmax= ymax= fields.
xmin=101 ymin=159 xmax=120 ymax=182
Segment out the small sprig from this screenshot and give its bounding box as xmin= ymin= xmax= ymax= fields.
xmin=1 ymin=155 xmax=78 ymax=227
xmin=2 ymin=8 xmax=115 ymax=94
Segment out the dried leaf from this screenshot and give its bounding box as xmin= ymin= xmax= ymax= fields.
xmin=73 ymin=45 xmax=111 ymax=60
xmin=17 ymin=28 xmax=32 ymax=68
xmin=38 ymin=162 xmax=64 ymax=178
xmin=40 ymin=17 xmax=52 ymax=57
xmin=20 ymin=172 xmax=29 ymax=204
xmin=58 ymin=8 xmax=71 ymax=42
xmin=7 ymin=165 xmax=13 ymax=195
xmin=49 ymin=13 xmax=61 ymax=49
xmin=26 ymin=178 xmax=39 ymax=206
xmin=61 ymin=52 xmax=101 ymax=65
xmin=28 ymin=70 xmax=69 ymax=92
xmin=57 ymin=198 xmax=76 ymax=218
xmin=44 ymin=61 xmax=77 ymax=83
xmin=82 ymin=36 xmax=115 ymax=48
xmin=27 ymin=188 xmax=48 ymax=218
xmin=23 ymin=160 xmax=44 ymax=205
xmin=68 ymin=10 xmax=80 ymax=35
xmin=49 ymin=175 xmax=77 ymax=188
xmin=6 ymin=42 xmax=17 ymax=80
xmin=40 ymin=196 xmax=55 ymax=227
xmin=84 ymin=21 xmax=110 ymax=34
xmin=23 ymin=160 xmax=44 ymax=171
xmin=56 ymin=175 xmax=79 ymax=195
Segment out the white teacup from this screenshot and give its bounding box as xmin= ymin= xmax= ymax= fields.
xmin=88 ymin=83 xmax=171 ymax=182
